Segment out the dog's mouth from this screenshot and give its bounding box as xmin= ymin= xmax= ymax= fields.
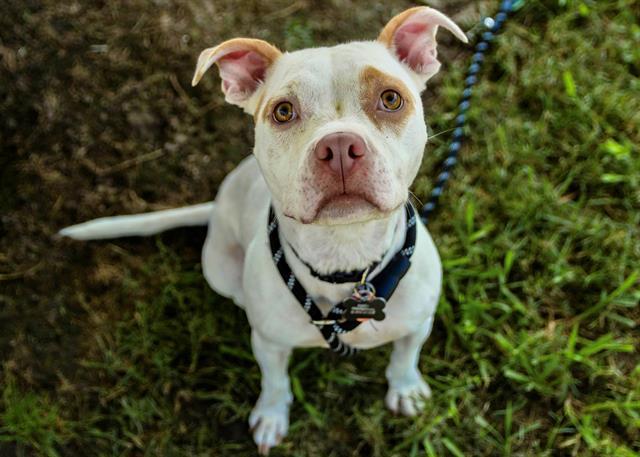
xmin=317 ymin=193 xmax=377 ymax=219
xmin=284 ymin=191 xmax=391 ymax=225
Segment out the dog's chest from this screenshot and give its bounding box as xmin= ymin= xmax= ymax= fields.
xmin=248 ymin=279 xmax=436 ymax=349
xmin=243 ymin=242 xmax=440 ymax=349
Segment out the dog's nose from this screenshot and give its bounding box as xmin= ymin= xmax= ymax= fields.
xmin=314 ymin=132 xmax=367 ymax=177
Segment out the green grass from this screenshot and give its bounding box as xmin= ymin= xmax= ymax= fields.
xmin=1 ymin=0 xmax=639 ymax=455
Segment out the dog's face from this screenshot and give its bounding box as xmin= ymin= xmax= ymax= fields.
xmin=251 ymin=44 xmax=428 ymax=225
xmin=193 ymin=7 xmax=467 ymax=225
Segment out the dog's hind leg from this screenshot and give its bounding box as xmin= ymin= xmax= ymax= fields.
xmin=59 ymin=202 xmax=215 ymax=240
xmin=201 ymin=203 xmax=246 ymax=306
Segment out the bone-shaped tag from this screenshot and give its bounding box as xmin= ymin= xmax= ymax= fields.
xmin=343 ymin=296 xmax=386 ymax=321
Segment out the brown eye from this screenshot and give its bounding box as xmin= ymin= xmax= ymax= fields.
xmin=379 ymin=90 xmax=403 ymax=111
xmin=273 ymin=101 xmax=296 ymax=123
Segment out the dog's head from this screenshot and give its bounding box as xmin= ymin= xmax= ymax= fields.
xmin=193 ymin=7 xmax=467 ymax=225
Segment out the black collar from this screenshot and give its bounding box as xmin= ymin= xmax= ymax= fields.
xmin=268 ymin=203 xmax=418 ymax=356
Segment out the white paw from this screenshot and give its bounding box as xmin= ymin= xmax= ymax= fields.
xmin=385 ymin=376 xmax=432 ymax=417
xmin=249 ymin=404 xmax=289 ymax=455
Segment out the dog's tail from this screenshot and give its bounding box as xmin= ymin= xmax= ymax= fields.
xmin=58 ymin=202 xmax=215 ymax=240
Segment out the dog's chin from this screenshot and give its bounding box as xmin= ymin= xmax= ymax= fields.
xmin=302 ymin=194 xmax=390 ymax=226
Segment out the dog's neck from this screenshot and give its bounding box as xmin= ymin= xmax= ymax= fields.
xmin=275 ymin=207 xmax=404 ymax=275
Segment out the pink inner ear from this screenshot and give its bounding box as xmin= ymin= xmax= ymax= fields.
xmin=393 ymin=20 xmax=440 ymax=76
xmin=217 ymin=49 xmax=269 ymax=101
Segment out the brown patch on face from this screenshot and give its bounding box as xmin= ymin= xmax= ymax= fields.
xmin=359 ymin=66 xmax=414 ymax=133
xmin=253 ymin=91 xmax=267 ymax=118
xmin=377 ymin=7 xmax=427 ymax=48
xmin=261 ymin=97 xmax=276 ymax=123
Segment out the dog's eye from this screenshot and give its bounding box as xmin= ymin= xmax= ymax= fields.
xmin=379 ymin=90 xmax=403 ymax=111
xmin=273 ymin=102 xmax=296 ymax=123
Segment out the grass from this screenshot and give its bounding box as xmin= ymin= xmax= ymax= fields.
xmin=1 ymin=0 xmax=639 ymax=455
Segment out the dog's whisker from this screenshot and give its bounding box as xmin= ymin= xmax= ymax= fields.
xmin=429 ymin=127 xmax=456 ymax=139
xmin=408 ymin=191 xmax=424 ymax=209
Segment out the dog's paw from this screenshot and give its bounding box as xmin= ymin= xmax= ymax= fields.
xmin=385 ymin=376 xmax=432 ymax=417
xmin=249 ymin=404 xmax=289 ymax=455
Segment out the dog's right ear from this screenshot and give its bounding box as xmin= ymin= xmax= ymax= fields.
xmin=192 ymin=38 xmax=282 ymax=112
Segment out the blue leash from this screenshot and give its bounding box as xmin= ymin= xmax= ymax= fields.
xmin=420 ymin=0 xmax=520 ymax=224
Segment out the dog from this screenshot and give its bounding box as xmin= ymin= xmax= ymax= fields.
xmin=59 ymin=6 xmax=467 ymax=454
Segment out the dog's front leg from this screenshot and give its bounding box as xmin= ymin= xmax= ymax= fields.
xmin=385 ymin=317 xmax=434 ymax=416
xmin=249 ymin=329 xmax=293 ymax=455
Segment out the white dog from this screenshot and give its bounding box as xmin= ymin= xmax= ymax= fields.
xmin=60 ymin=7 xmax=467 ymax=454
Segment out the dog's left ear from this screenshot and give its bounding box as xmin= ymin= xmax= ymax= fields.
xmin=192 ymin=38 xmax=282 ymax=112
xmin=378 ymin=7 xmax=468 ymax=87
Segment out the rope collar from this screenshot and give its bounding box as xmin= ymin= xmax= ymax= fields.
xmin=268 ymin=203 xmax=417 ymax=356
xmin=286 ymin=236 xmax=386 ymax=285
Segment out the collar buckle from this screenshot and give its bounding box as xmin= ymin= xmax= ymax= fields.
xmin=311 ymin=319 xmax=337 ymax=326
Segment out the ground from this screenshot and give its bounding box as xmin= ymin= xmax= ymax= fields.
xmin=1 ymin=0 xmax=639 ymax=456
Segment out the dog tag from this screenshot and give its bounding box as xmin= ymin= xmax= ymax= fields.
xmin=342 ymin=283 xmax=386 ymax=321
